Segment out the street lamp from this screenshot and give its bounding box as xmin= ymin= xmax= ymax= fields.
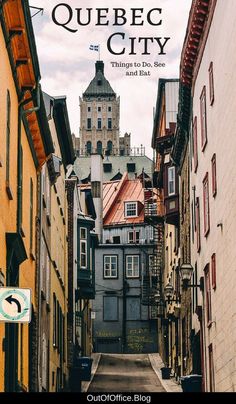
xmin=164 ymin=282 xmax=174 ymax=303
xmin=179 ymin=263 xmax=204 ymax=291
xmin=154 ymin=291 xmax=161 ymax=304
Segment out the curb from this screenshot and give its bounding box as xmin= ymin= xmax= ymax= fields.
xmin=148 ymin=354 xmax=182 ymax=393
xmin=81 ymin=353 xmax=101 ymax=392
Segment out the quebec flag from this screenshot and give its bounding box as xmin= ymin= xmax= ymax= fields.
xmin=89 ymin=45 xmax=99 ymax=51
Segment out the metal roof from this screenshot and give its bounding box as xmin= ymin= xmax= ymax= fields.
xmin=83 ymin=61 xmax=116 ymax=98
xmin=79 ymin=173 xmax=145 ymax=226
xmin=73 ymin=155 xmax=154 ymax=182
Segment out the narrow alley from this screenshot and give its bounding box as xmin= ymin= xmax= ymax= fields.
xmin=88 ymin=354 xmax=166 ymax=392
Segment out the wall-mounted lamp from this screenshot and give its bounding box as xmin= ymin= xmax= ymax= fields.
xmin=180 ymin=263 xmax=204 ymax=291
xmin=164 ymin=282 xmax=180 ymax=304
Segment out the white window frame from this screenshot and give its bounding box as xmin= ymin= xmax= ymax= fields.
xmin=168 ymin=166 xmax=175 ymax=196
xmin=80 ymin=228 xmax=87 ymax=268
xmin=126 ymin=255 xmax=139 ymax=278
xmin=124 ymin=202 xmax=138 ymax=218
xmin=104 ymin=255 xmax=118 ymax=278
xmin=128 ymin=230 xmax=140 ymax=244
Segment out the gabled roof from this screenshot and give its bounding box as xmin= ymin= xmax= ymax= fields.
xmin=79 ymin=173 xmax=145 ymax=226
xmin=83 ymin=61 xmax=116 ymax=98
xmin=43 ymin=92 xmax=75 ymax=168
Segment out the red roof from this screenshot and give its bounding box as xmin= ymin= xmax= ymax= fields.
xmin=103 ymin=173 xmax=144 ymax=226
xmin=79 ymin=173 xmax=145 ymax=226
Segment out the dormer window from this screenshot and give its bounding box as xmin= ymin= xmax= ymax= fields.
xmin=125 ymin=202 xmax=138 ymax=218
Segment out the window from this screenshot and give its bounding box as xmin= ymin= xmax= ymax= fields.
xmin=211 ymin=154 xmax=217 ymax=197
xmin=208 ymin=344 xmax=215 ymax=392
xmin=200 ymin=86 xmax=207 ymax=150
xmin=108 ymin=106 xmax=112 ymax=112
xmin=113 ymin=236 xmax=120 ymax=244
xmin=127 ymin=163 xmax=136 ymax=173
xmin=193 ymin=117 xmax=198 ymax=172
xmin=168 ymin=166 xmax=175 ymax=196
xmin=128 ymin=230 xmax=140 ymax=244
xmin=108 ymin=118 xmax=112 ymax=130
xmin=125 ymin=202 xmax=138 ymax=218
xmin=107 ymin=140 xmax=113 ymax=155
xmin=98 ymin=106 xmax=101 ymax=112
xmin=192 ymin=263 xmax=198 ymax=313
xmin=53 ymin=293 xmax=56 ymax=346
xmin=204 ymin=264 xmax=212 ymax=325
xmin=209 ymin=62 xmax=214 ymax=105
xmin=181 ymin=180 xmax=185 ymax=220
xmin=104 ymin=256 xmax=118 ymax=278
xmin=103 ymin=163 xmax=112 ymax=173
xmin=80 ymin=228 xmax=87 ymax=268
xmin=97 ymin=141 xmax=102 ymax=154
xmin=196 ymin=197 xmax=201 ymax=252
xmin=87 ymin=118 xmax=91 ymax=130
xmin=86 ymin=141 xmax=92 ymax=155
xmin=203 ymin=173 xmax=210 ymax=236
xmin=97 ymin=118 xmax=102 ymax=130
xmin=88 ymin=106 xmax=91 ymax=112
xmin=103 ymin=296 xmax=118 ymax=321
xmin=6 ymin=90 xmax=11 ymax=187
xmin=126 ymin=255 xmax=139 ymax=278
xmin=127 ymin=297 xmax=140 ymax=320
xmin=211 ymin=253 xmax=216 ymax=290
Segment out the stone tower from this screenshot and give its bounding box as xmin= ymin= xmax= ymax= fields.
xmin=79 ymin=61 xmax=120 ymax=155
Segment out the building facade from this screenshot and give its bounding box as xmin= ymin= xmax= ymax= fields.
xmin=180 ymin=0 xmax=236 ymax=392
xmin=90 ymin=171 xmax=158 ymax=354
xmin=0 ymin=0 xmax=54 ymax=392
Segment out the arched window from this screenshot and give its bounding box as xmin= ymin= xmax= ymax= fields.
xmin=86 ymin=141 xmax=92 ymax=155
xmin=107 ymin=140 xmax=113 ymax=155
xmin=97 ymin=141 xmax=102 ymax=155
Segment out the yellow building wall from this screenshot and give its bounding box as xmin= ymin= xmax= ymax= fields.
xmin=0 ymin=26 xmax=18 ymax=392
xmin=48 ymin=119 xmax=68 ymax=391
xmin=17 ymin=123 xmax=38 ymax=391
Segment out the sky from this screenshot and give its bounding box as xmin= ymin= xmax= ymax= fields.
xmin=29 ymin=0 xmax=192 ymax=158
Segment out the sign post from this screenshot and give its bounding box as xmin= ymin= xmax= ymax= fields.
xmin=0 ymin=288 xmax=32 ymax=323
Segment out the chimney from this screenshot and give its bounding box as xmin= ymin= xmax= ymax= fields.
xmin=95 ymin=60 xmax=104 ymax=75
xmin=91 ymin=154 xmax=103 ymax=242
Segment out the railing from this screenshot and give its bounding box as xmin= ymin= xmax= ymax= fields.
xmin=75 ymin=146 xmax=146 ymax=157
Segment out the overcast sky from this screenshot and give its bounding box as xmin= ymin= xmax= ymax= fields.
xmin=30 ymin=0 xmax=191 ymax=158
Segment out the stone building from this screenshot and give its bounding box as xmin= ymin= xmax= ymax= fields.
xmin=79 ymin=60 xmax=125 ymax=156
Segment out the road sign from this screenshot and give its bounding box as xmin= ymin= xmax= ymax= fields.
xmin=0 ymin=288 xmax=32 ymax=323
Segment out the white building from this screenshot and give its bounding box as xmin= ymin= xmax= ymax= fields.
xmin=180 ymin=0 xmax=236 ymax=392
